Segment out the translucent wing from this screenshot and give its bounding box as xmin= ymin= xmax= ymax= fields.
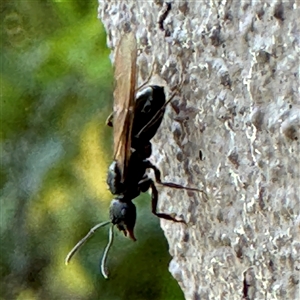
xmin=113 ymin=32 xmax=137 ymax=182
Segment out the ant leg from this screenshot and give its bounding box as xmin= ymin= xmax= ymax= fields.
xmin=145 ymin=160 xmax=208 ymax=197
xmin=169 ymin=59 xmax=184 ymax=96
xmin=135 ymin=61 xmax=156 ymax=92
xmin=138 ymin=176 xmax=152 ymax=192
xmin=137 ymin=177 xmax=185 ymax=222
xmin=148 ymin=178 xmax=186 ymax=223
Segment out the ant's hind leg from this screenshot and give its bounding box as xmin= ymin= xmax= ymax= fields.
xmin=144 ymin=160 xmax=207 ymax=196
xmin=138 ymin=177 xmax=186 ymax=223
xmin=149 ymin=179 xmax=186 ymax=223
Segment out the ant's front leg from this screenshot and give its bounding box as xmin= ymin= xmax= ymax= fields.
xmin=137 ymin=177 xmax=185 ymax=223
xmin=144 ymin=160 xmax=207 ymax=195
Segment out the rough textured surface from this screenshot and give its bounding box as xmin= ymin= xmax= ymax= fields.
xmin=98 ymin=1 xmax=299 ymax=299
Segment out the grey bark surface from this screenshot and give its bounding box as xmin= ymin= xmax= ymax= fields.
xmin=98 ymin=1 xmax=299 ymax=299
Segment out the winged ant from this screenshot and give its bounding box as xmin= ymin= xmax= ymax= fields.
xmin=65 ymin=32 xmax=206 ymax=278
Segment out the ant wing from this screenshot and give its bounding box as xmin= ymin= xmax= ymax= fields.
xmin=113 ymin=32 xmax=137 ymax=182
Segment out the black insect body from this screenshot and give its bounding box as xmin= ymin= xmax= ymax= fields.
xmin=106 ymin=87 xmax=163 ymax=240
xmin=106 ymin=84 xmax=166 ymax=202
xmin=107 ymin=85 xmax=166 ymax=157
xmin=131 ymin=85 xmax=166 ymax=150
xmin=107 ymin=85 xmax=192 ymax=241
xmin=65 ymin=32 xmax=206 ymax=278
xmin=108 ymin=151 xmax=195 ymax=239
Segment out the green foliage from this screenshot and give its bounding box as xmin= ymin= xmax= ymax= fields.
xmin=1 ymin=1 xmax=184 ymax=299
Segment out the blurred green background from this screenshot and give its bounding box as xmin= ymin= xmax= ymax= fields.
xmin=0 ymin=1 xmax=184 ymax=300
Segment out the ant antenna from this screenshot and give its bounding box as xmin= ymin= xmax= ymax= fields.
xmin=100 ymin=224 xmax=114 ymax=279
xmin=65 ymin=220 xmax=111 ymax=265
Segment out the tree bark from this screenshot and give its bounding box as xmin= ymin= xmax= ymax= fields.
xmin=98 ymin=1 xmax=299 ymax=299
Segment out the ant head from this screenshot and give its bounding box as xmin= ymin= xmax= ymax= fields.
xmin=109 ymin=199 xmax=137 ymax=241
